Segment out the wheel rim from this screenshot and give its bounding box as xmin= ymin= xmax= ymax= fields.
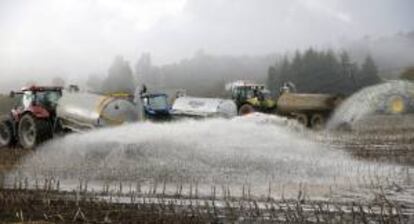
xmin=0 ymin=123 xmax=11 ymax=146
xmin=20 ymin=117 xmax=36 ymax=147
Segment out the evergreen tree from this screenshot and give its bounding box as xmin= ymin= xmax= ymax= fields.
xmin=102 ymin=56 xmax=135 ymax=94
xmin=267 ymin=49 xmax=374 ymax=95
xmin=359 ymin=55 xmax=380 ymax=87
xmin=339 ymin=51 xmax=351 ymax=77
xmin=135 ymin=53 xmax=152 ymax=85
xmin=290 ymin=51 xmax=302 ymax=84
xmin=339 ymin=51 xmax=358 ymax=92
xmin=278 ymin=57 xmax=291 ymax=92
xmin=267 ymin=66 xmax=278 ymax=94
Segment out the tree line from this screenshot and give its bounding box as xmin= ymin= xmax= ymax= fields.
xmin=87 ymin=51 xmax=276 ymax=97
xmin=85 ymin=48 xmax=384 ymax=98
xmin=267 ymin=49 xmax=381 ymax=96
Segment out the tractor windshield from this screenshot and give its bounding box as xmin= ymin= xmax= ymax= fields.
xmin=35 ymin=91 xmax=62 ymax=107
xmin=147 ymin=95 xmax=169 ymax=110
xmin=232 ymin=87 xmax=255 ymax=100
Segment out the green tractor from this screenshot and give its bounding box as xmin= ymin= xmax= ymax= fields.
xmin=227 ymin=81 xmax=276 ymax=115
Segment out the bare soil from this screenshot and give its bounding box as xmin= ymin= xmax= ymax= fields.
xmin=0 ymin=188 xmax=411 ymax=223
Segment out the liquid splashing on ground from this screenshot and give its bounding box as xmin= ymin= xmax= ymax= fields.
xmin=6 ymin=113 xmax=412 ymax=201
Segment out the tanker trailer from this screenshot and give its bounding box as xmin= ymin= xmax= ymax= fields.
xmin=57 ymin=92 xmax=142 ymax=132
xmin=171 ymin=96 xmax=237 ymax=118
xmin=276 ymin=92 xmax=342 ymax=129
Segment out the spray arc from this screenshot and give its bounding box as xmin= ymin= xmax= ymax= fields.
xmin=328 ymin=80 xmax=414 ymax=130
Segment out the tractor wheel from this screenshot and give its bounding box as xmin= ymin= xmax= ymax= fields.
xmin=336 ymin=122 xmax=352 ymax=132
xmin=295 ymin=113 xmax=309 ymax=127
xmin=18 ymin=114 xmax=52 ymax=149
xmin=0 ymin=119 xmax=14 ymax=148
xmin=310 ymin=113 xmax=325 ymax=130
xmin=238 ymin=104 xmax=255 ymax=115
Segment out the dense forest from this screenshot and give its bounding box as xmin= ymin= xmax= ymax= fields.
xmin=267 ymin=49 xmax=381 ymax=96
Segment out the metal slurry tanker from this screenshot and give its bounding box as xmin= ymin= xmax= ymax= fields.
xmin=57 ymin=92 xmax=142 ymax=132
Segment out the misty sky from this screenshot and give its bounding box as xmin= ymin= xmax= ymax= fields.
xmin=0 ymin=0 xmax=413 ymax=88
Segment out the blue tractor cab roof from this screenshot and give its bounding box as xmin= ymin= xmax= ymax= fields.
xmin=141 ymin=93 xmax=168 ymax=98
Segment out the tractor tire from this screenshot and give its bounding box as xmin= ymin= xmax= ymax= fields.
xmin=18 ymin=114 xmax=52 ymax=149
xmin=238 ymin=104 xmax=255 ymax=116
xmin=295 ymin=113 xmax=309 ymax=127
xmin=336 ymin=122 xmax=352 ymax=132
xmin=0 ymin=119 xmax=14 ymax=148
xmin=310 ymin=113 xmax=325 ymax=130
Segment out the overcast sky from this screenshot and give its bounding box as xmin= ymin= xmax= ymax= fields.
xmin=0 ymin=0 xmax=413 ymax=88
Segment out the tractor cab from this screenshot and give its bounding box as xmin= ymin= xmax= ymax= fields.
xmin=107 ymin=91 xmax=171 ymax=121
xmin=227 ymin=81 xmax=276 ymax=115
xmin=10 ymin=86 xmax=63 ymax=120
xmin=141 ymin=93 xmax=171 ymax=120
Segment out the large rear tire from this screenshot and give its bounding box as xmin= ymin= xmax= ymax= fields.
xmin=310 ymin=113 xmax=325 ymax=130
xmin=238 ymin=104 xmax=255 ymax=116
xmin=18 ymin=114 xmax=52 ymax=149
xmin=0 ymin=119 xmax=14 ymax=148
xmin=295 ymin=113 xmax=309 ymax=127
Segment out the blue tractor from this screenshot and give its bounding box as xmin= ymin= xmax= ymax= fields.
xmin=140 ymin=93 xmax=171 ymax=121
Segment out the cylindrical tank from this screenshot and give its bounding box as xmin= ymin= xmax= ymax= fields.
xmin=57 ymin=92 xmax=142 ymax=130
xmin=277 ymin=93 xmax=341 ymax=114
xmin=171 ymin=96 xmax=237 ymax=118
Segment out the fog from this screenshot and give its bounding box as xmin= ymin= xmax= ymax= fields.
xmin=0 ymin=0 xmax=413 ymax=92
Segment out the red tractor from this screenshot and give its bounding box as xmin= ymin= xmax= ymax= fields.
xmin=0 ymin=86 xmax=63 ymax=149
